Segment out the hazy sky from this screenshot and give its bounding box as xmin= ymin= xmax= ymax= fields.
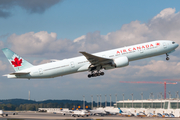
xmin=0 ymin=0 xmax=180 ymax=102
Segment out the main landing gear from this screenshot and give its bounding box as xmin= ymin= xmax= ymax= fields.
xmin=166 ymin=53 xmax=170 ymax=61
xmin=88 ymin=71 xmax=104 ymax=78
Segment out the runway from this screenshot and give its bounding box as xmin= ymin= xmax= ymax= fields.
xmin=1 ymin=112 xmax=180 ymax=120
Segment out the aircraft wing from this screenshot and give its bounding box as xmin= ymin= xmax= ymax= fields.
xmin=79 ymin=51 xmax=112 ymax=66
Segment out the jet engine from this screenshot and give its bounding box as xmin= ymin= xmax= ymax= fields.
xmin=112 ymin=56 xmax=129 ymax=68
xmin=103 ymin=56 xmax=129 ymax=70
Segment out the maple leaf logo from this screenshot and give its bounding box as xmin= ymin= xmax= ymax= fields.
xmin=11 ymin=57 xmax=22 ymax=67
xmin=156 ymin=43 xmax=160 ymax=46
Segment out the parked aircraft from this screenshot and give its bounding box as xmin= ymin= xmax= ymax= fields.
xmin=0 ymin=110 xmax=8 ymax=117
xmin=136 ymin=112 xmax=147 ymax=117
xmin=0 ymin=110 xmax=16 ymax=117
xmin=157 ymin=113 xmax=163 ymax=117
xmin=169 ymin=113 xmax=175 ymax=117
xmin=71 ymin=110 xmax=89 ymax=117
xmin=105 ymin=108 xmax=122 ymax=115
xmin=48 ymin=108 xmax=73 ymax=115
xmin=2 ymin=40 xmax=178 ymax=79
xmin=88 ymin=109 xmax=107 ymax=116
xmin=59 ymin=110 xmax=73 ymax=116
xmin=163 ymin=113 xmax=170 ymax=117
xmin=120 ymin=110 xmax=134 ymax=116
xmin=147 ymin=113 xmax=155 ymax=117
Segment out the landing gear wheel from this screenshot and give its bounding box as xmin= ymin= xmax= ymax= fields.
xmin=88 ymin=71 xmax=105 ymax=78
xmin=166 ymin=53 xmax=170 ymax=61
xmin=88 ymin=74 xmax=91 ymax=78
xmin=100 ymin=72 xmax=104 ymax=76
xmin=166 ymin=57 xmax=170 ymax=61
xmin=94 ymin=73 xmax=98 ymax=77
xmin=92 ymin=74 xmax=95 ymax=77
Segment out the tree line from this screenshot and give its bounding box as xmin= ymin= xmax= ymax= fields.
xmin=0 ymin=99 xmax=113 ymax=111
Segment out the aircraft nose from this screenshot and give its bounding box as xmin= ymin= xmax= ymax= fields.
xmin=176 ymin=43 xmax=179 ymax=48
xmin=172 ymin=41 xmax=179 ymax=48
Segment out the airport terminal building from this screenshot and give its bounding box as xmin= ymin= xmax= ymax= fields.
xmin=116 ymin=99 xmax=180 ymax=109
xmin=115 ymin=99 xmax=180 ymax=117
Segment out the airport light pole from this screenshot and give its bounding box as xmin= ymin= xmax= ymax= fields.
xmin=28 ymin=91 xmax=30 ymax=100
xmin=91 ymin=95 xmax=93 ymax=109
xmin=141 ymin=92 xmax=143 ymax=108
xmin=97 ymin=95 xmax=99 ymax=108
xmin=105 ymin=94 xmax=107 ymax=107
xmin=131 ymin=93 xmax=133 ymax=108
xmin=100 ymin=94 xmax=101 ymax=107
xmin=150 ymin=92 xmax=153 ymax=108
xmin=110 ymin=94 xmax=111 ymax=107
xmin=160 ymin=92 xmax=163 ymax=99
xmin=176 ymin=91 xmax=179 ymax=109
xmin=160 ymin=92 xmax=162 ymax=108
xmin=123 ymin=93 xmax=124 ymax=108
xmin=83 ymin=95 xmax=85 ymax=109
xmin=168 ymin=91 xmax=171 ymax=99
xmin=115 ymin=94 xmax=117 ymax=108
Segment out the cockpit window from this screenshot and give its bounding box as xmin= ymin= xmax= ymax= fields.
xmin=172 ymin=42 xmax=175 ymax=44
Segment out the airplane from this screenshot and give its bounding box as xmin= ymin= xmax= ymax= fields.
xmin=0 ymin=110 xmax=8 ymax=117
xmin=163 ymin=113 xmax=170 ymax=117
xmin=88 ymin=109 xmax=107 ymax=116
xmin=71 ymin=110 xmax=89 ymax=117
xmin=51 ymin=109 xmax=89 ymax=117
xmin=147 ymin=112 xmax=154 ymax=117
xmin=104 ymin=108 xmax=122 ymax=115
xmin=169 ymin=113 xmax=175 ymax=117
xmin=157 ymin=113 xmax=163 ymax=117
xmin=46 ymin=108 xmax=73 ymax=115
xmin=136 ymin=112 xmax=147 ymax=117
xmin=0 ymin=110 xmax=16 ymax=117
xmin=121 ymin=111 xmax=134 ymax=117
xmin=59 ymin=109 xmax=73 ymax=116
xmin=2 ymin=40 xmax=179 ymax=79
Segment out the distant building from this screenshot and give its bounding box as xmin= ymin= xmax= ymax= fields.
xmin=115 ymin=99 xmax=180 ymax=109
xmin=114 ymin=99 xmax=180 ymax=117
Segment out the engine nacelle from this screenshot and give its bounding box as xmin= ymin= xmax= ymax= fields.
xmin=103 ymin=56 xmax=129 ymax=70
xmin=112 ymin=56 xmax=129 ymax=68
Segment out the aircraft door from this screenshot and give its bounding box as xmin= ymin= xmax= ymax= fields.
xmin=163 ymin=42 xmax=167 ymax=48
xmin=70 ymin=61 xmax=75 ymax=68
xmin=39 ymin=68 xmax=43 ymax=75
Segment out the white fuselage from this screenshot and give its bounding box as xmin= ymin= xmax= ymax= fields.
xmin=7 ymin=40 xmax=178 ymax=79
xmin=71 ymin=110 xmax=88 ymax=116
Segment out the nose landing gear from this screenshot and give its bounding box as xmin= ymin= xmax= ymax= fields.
xmin=166 ymin=53 xmax=170 ymax=61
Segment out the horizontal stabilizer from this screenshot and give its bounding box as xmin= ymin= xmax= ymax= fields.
xmin=9 ymin=72 xmax=30 ymax=75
